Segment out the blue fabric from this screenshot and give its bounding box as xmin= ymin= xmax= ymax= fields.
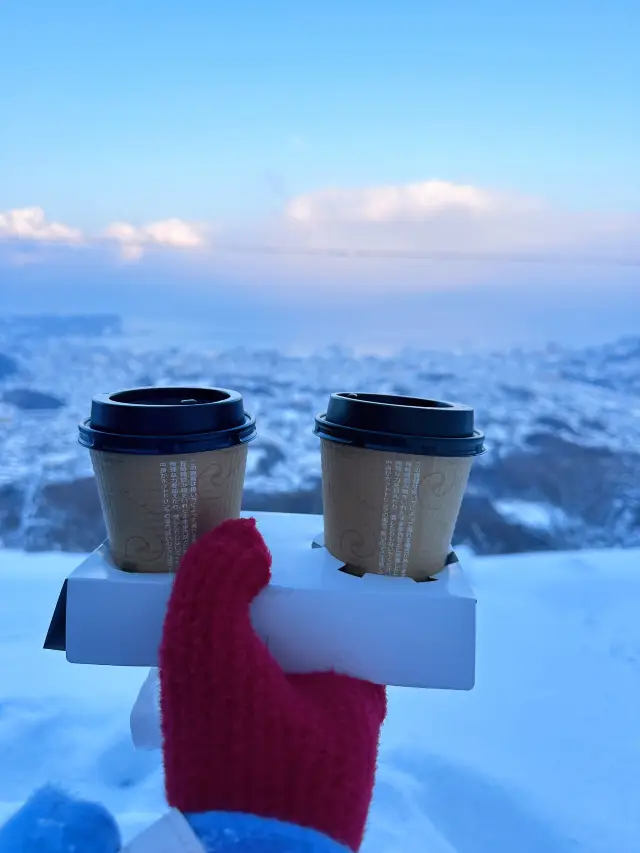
xmin=0 ymin=786 xmax=349 ymax=853
xmin=187 ymin=811 xmax=350 ymax=852
xmin=0 ymin=785 xmax=121 ymax=853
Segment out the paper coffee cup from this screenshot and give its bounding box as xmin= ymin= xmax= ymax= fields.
xmin=79 ymin=387 xmax=256 ymax=572
xmin=314 ymin=393 xmax=484 ymax=579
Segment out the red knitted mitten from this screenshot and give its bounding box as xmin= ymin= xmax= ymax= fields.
xmin=160 ymin=517 xmax=386 ymax=852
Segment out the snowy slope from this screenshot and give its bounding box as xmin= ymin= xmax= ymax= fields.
xmin=1 ymin=546 xmax=639 ymax=852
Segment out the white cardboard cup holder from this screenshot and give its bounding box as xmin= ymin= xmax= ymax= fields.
xmin=44 ymin=511 xmax=476 ymax=690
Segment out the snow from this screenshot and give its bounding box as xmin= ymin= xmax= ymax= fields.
xmin=494 ymin=499 xmax=569 ymax=531
xmin=3 ymin=319 xmax=640 ymax=558
xmin=1 ymin=546 xmax=640 ymax=852
xmin=3 ymin=322 xmax=640 ymax=499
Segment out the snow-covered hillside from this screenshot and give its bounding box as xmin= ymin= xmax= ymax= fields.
xmin=1 ymin=314 xmax=640 ymax=558
xmin=1 ymin=544 xmax=639 ymax=852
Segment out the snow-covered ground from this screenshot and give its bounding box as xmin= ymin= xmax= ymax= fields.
xmin=1 ymin=545 xmax=639 ymax=852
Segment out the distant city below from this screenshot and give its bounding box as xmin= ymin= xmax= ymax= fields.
xmin=0 ymin=313 xmax=639 ymax=558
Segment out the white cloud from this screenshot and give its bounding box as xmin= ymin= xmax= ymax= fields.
xmin=170 ymin=178 xmax=627 ymax=291
xmin=104 ymin=217 xmax=206 ymax=260
xmin=0 ymin=207 xmax=209 ymax=264
xmin=1 ymin=184 xmax=638 ymax=287
xmin=0 ymin=207 xmax=82 ymax=242
xmin=278 ymin=179 xmax=640 ymax=262
xmin=285 ymin=180 xmax=505 ymax=224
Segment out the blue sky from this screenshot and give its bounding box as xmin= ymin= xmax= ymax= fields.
xmin=0 ymin=0 xmax=638 ymax=348
xmin=2 ymin=0 xmax=639 ymax=223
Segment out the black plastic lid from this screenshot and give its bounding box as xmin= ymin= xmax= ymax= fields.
xmin=79 ymin=386 xmax=256 ymax=455
xmin=314 ymin=392 xmax=485 ymax=457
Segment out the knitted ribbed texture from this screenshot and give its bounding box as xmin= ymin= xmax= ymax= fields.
xmin=160 ymin=517 xmax=386 ymax=852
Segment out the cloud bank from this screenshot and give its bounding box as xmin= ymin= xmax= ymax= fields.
xmin=104 ymin=218 xmax=207 ymax=260
xmin=1 ymin=179 xmax=638 ymax=285
xmin=285 ymin=180 xmax=503 ymax=223
xmin=280 ymin=180 xmax=638 ymax=258
xmin=0 ymin=207 xmax=82 ymax=243
xmin=0 ymin=207 xmax=206 ymax=261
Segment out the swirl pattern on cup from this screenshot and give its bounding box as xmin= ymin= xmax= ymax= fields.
xmin=340 ymin=527 xmax=378 ymax=561
xmin=197 ymin=460 xmax=232 ymax=501
xmin=123 ymin=534 xmax=165 ymax=565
